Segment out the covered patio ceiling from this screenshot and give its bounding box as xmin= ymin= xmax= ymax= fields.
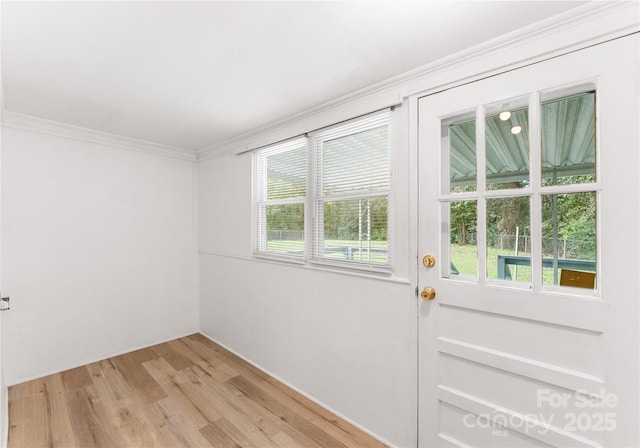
xmin=449 ymin=91 xmax=596 ymax=186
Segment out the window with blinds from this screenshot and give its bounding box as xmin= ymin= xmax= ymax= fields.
xmin=255 ymin=138 xmax=307 ymax=259
xmin=253 ymin=110 xmax=392 ymax=272
xmin=311 ymin=112 xmax=392 ymax=268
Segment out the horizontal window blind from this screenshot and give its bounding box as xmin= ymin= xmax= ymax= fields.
xmin=312 ymin=111 xmax=392 ymax=268
xmin=253 ymin=110 xmax=394 ymax=273
xmin=255 ymin=137 xmax=307 ymax=257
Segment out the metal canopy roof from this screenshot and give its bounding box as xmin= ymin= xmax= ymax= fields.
xmin=450 ymin=92 xmax=595 ymax=186
xmin=265 ymin=92 xmax=596 ymax=191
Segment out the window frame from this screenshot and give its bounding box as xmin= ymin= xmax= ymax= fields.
xmin=253 ymin=137 xmax=308 ymax=263
xmin=309 ymin=111 xmax=393 ymax=272
xmin=439 ymin=82 xmax=600 ymax=295
xmin=253 ymin=110 xmax=394 ymax=274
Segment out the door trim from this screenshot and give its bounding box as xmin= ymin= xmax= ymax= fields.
xmin=414 ymin=35 xmax=639 ymax=447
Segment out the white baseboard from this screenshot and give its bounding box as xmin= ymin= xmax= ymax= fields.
xmin=197 ymin=331 xmax=397 ymax=448
xmin=5 ymin=330 xmax=199 ymax=387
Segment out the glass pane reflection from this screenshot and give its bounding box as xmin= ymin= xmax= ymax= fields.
xmin=541 ymin=92 xmax=596 ymax=186
xmin=449 ymin=118 xmax=476 ymax=193
xmin=486 ymin=196 xmax=531 ymax=283
xmin=446 ymin=200 xmax=478 ymax=278
xmin=542 ymin=192 xmax=596 ymax=288
xmin=486 ymin=106 xmax=530 ymax=190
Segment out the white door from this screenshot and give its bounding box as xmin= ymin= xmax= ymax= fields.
xmin=418 ymin=35 xmax=639 ymax=448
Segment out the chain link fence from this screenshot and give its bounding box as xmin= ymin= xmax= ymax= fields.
xmin=455 ymin=233 xmax=594 ymax=260
xmin=267 ymin=230 xmax=304 ymax=241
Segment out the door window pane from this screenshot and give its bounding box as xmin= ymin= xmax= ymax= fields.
xmin=542 ymin=192 xmax=596 ymax=288
xmin=486 ymin=103 xmax=530 ymax=190
xmin=437 ymin=89 xmax=599 ymax=293
xmin=487 ymin=196 xmax=531 ymax=283
xmin=541 ymin=92 xmax=596 ymax=186
xmin=446 ymin=200 xmax=478 ymax=278
xmin=448 ymin=116 xmax=476 ymax=193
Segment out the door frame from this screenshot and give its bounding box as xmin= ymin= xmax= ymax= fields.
xmin=410 ymin=35 xmax=639 ymax=447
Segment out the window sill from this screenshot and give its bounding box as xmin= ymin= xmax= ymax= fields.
xmin=248 ymin=251 xmax=406 ymax=284
xmin=199 ymin=249 xmax=408 ymax=284
xmin=253 ymin=251 xmax=306 ymax=265
xmin=307 ymin=257 xmax=391 ymax=276
xmin=253 ymin=250 xmax=391 ymax=274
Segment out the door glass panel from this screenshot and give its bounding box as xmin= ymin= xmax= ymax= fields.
xmin=444 ymin=200 xmax=478 ymax=278
xmin=487 ymin=196 xmax=531 ymax=283
xmin=448 ymin=116 xmax=476 ymax=193
xmin=486 ymin=101 xmax=530 ymax=190
xmin=439 ymin=90 xmax=599 ymax=293
xmin=541 ymin=91 xmax=596 ymax=186
xmin=542 ymin=192 xmax=597 ymax=288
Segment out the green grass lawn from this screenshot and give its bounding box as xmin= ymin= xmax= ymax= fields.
xmin=267 ymin=239 xmax=388 ymax=263
xmin=267 ymin=238 xmax=586 ymax=284
xmin=451 ymin=244 xmax=533 ymax=281
xmin=451 ymin=243 xmax=584 ymax=284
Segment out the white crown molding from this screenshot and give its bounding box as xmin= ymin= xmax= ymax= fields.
xmin=1 ymin=111 xmax=198 ymax=162
xmin=198 ymin=145 xmax=234 ymax=162
xmin=394 ymin=0 xmax=640 ymax=100
xmin=197 ymin=1 xmax=639 ymax=161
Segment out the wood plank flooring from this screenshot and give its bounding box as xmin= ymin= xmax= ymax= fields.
xmin=8 ymin=334 xmax=385 ymax=448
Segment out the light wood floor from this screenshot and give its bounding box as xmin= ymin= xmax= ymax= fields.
xmin=8 ymin=333 xmax=385 ymax=448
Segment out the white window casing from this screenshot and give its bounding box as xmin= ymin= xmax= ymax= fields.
xmin=254 ymin=137 xmax=308 ymax=262
xmin=310 ymin=111 xmax=392 ymax=272
xmin=253 ymin=110 xmax=393 ymax=274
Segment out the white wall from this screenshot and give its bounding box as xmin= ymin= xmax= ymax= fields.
xmin=0 ymin=5 xmax=632 ymax=447
xmin=195 ymin=8 xmax=639 ymax=446
xmin=0 ymin=127 xmax=199 ymax=384
xmin=0 ymin=3 xmax=7 ymax=442
xmin=198 ymin=146 xmax=418 ymax=447
xmin=0 ymin=114 xmax=6 ymax=448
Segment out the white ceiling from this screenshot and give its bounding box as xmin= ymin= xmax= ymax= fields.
xmin=2 ymin=1 xmax=589 ymax=151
